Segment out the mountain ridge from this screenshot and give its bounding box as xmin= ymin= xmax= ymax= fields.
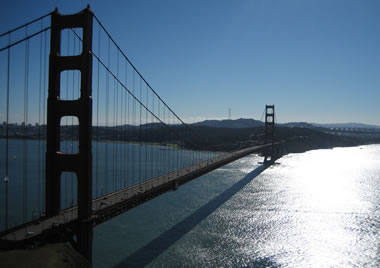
xmin=191 ymin=118 xmax=380 ymax=130
xmin=192 ymin=118 xmax=263 ymax=128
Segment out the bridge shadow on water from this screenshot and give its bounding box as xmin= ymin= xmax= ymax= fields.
xmin=114 ymin=164 xmax=270 ymax=268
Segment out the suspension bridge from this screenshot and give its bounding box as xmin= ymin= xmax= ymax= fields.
xmin=0 ymin=7 xmax=278 ymax=263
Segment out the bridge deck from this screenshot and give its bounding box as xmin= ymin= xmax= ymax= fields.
xmin=0 ymin=144 xmax=270 ymax=245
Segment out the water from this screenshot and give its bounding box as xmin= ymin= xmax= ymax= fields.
xmin=1 ymin=140 xmax=379 ymax=266
xmin=93 ymin=145 xmax=380 ymax=267
xmin=0 ymin=138 xmax=218 ymax=231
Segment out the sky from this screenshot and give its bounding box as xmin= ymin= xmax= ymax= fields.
xmin=1 ymin=0 xmax=380 ymax=125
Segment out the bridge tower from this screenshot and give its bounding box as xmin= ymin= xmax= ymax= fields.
xmin=264 ymin=105 xmax=275 ymax=164
xmin=45 ymin=7 xmax=93 ymax=260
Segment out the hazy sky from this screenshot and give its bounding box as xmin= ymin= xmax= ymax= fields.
xmin=1 ymin=0 xmax=380 ymax=124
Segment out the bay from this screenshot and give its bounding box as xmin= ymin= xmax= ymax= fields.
xmin=1 ymin=139 xmax=379 ymax=267
xmin=93 ymin=145 xmax=380 ymax=267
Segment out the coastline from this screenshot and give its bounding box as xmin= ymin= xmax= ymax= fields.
xmin=276 ymin=134 xmax=379 ymax=156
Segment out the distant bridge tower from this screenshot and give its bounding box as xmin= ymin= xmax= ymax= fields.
xmin=45 ymin=7 xmax=93 ymax=260
xmin=264 ymin=105 xmax=275 ymax=164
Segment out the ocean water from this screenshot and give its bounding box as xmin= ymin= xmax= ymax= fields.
xmin=93 ymin=145 xmax=380 ymax=267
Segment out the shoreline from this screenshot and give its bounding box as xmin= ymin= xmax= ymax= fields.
xmin=276 ymin=134 xmax=380 ymax=156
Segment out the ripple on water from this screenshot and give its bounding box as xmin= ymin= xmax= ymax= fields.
xmin=95 ymin=147 xmax=380 ymax=268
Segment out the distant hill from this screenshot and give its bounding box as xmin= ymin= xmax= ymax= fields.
xmin=192 ymin=118 xmax=264 ymax=128
xmin=278 ymin=122 xmax=380 ymax=131
xmin=191 ymin=119 xmax=380 ymax=130
xmin=312 ymin=123 xmax=380 ymax=130
xmin=280 ymin=122 xmax=321 ymax=129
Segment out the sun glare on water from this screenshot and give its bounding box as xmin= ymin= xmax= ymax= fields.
xmin=276 ymin=146 xmax=378 ymax=267
xmin=292 ymin=148 xmax=368 ymax=212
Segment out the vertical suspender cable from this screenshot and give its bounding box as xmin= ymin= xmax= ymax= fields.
xmin=143 ymin=84 xmax=146 ymax=181
xmin=174 ymin=115 xmax=176 ymax=170
xmin=4 ymin=33 xmax=11 ymax=230
xmin=23 ymin=25 xmax=30 ymax=223
xmin=174 ymin=117 xmax=177 ymax=170
xmin=145 ymin=89 xmax=149 ymax=180
xmin=112 ymin=52 xmax=117 ymax=191
xmin=139 ymin=78 xmax=142 ymax=183
xmin=170 ymin=114 xmax=173 ymax=170
xmin=166 ymin=107 xmax=169 ymax=175
xmin=119 ymin=52 xmax=123 ymax=189
xmin=95 ymin=22 xmax=100 ymax=198
xmin=126 ymin=63 xmax=128 ymax=187
xmin=152 ymin=95 xmax=155 ymax=177
xmin=164 ymin=106 xmax=167 ymax=174
xmin=157 ymin=100 xmax=160 ymax=175
xmin=124 ymin=61 xmax=130 ymax=187
xmin=132 ymin=71 xmax=135 ymax=185
xmin=148 ymin=89 xmax=151 ymax=179
xmin=129 ymin=70 xmax=132 ymax=185
xmin=42 ymin=28 xmax=47 ymax=212
xmin=119 ymin=55 xmax=123 ymax=189
xmin=112 ymin=75 xmax=116 ymax=192
xmin=116 ymin=50 xmax=120 ymax=189
xmin=104 ymin=37 xmax=110 ymax=194
xmin=120 ymin=65 xmax=124 ymax=188
xmin=37 ymin=19 xmax=43 ymax=215
xmin=177 ymin=120 xmax=180 ymax=169
xmin=154 ymin=97 xmax=156 ymax=177
xmin=121 ymin=78 xmax=124 ymax=189
xmin=146 ymin=84 xmax=149 ymax=180
xmin=168 ymin=111 xmax=171 ymax=172
xmin=163 ymin=106 xmax=165 ymax=176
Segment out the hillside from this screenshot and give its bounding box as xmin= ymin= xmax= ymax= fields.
xmin=192 ymin=118 xmax=263 ymax=128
